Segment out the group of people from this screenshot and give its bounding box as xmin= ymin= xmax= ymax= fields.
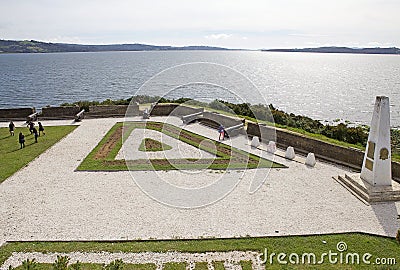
xmin=8 ymin=121 xmax=45 ymax=149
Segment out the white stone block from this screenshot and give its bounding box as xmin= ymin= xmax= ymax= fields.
xmin=305 ymin=153 xmax=316 ymax=167
xmin=251 ymin=136 xmax=261 ymax=147
xmin=285 ymin=146 xmax=295 ymax=160
xmin=267 ymin=141 xmax=277 ymax=153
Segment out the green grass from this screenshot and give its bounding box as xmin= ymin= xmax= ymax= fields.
xmin=14 ymin=263 xmax=157 ymax=270
xmin=194 ymin=262 xmax=208 ymax=270
xmin=213 ymin=261 xmax=225 ymax=270
xmin=1 ymin=234 xmax=400 ymax=269
xmin=163 ymin=262 xmax=186 ymax=270
xmin=138 ymin=138 xmax=172 ymax=152
xmin=78 ymin=121 xmax=285 ymax=171
xmin=239 ymin=261 xmax=252 ymax=270
xmin=0 ymin=125 xmax=77 ymax=183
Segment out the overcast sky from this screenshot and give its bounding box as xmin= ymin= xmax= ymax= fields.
xmin=1 ymin=0 xmax=399 ymax=49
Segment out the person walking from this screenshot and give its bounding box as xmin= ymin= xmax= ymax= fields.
xmin=38 ymin=122 xmax=45 ymax=136
xmin=27 ymin=121 xmax=35 ymax=134
xmin=18 ymin=132 xmax=25 ymax=149
xmin=218 ymin=124 xmax=225 ymax=141
xmin=9 ymin=121 xmax=15 ymax=136
xmin=32 ymin=127 xmax=39 ymax=143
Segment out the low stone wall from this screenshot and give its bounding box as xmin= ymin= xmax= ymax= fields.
xmin=202 ymin=111 xmax=242 ymax=127
xmin=247 ymin=122 xmax=400 ymax=179
xmin=0 ymin=108 xmax=35 ymax=121
xmin=172 ymin=106 xmax=203 ymax=116
xmin=150 ymin=104 xmax=203 ymax=117
xmin=86 ymin=105 xmax=136 ymax=118
xmin=41 ymin=106 xmax=80 ymax=119
xmin=149 ymin=104 xmax=177 ymax=116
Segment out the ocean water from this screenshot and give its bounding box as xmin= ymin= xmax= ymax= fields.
xmin=0 ymin=51 xmax=399 ymax=127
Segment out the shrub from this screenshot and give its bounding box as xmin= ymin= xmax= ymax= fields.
xmin=52 ymin=255 xmax=70 ymax=270
xmin=22 ymin=259 xmax=37 ymax=270
xmin=103 ymin=259 xmax=124 ymax=270
xmin=70 ymin=261 xmax=82 ymax=270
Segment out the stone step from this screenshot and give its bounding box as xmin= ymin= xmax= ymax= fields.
xmin=344 ymin=174 xmax=368 ymax=194
xmin=336 ymin=174 xmax=400 ymax=203
xmin=337 ymin=175 xmax=369 ymax=203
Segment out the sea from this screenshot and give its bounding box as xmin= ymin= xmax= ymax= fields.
xmin=0 ymin=51 xmax=399 ymax=127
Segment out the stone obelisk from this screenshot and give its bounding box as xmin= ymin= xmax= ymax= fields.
xmin=360 ymin=96 xmax=392 ymax=186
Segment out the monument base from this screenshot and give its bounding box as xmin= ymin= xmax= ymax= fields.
xmin=334 ymin=174 xmax=400 ymax=204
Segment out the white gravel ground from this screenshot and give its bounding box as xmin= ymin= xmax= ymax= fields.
xmin=0 ymin=116 xmax=400 ymax=244
xmin=1 ymin=251 xmax=263 ymax=270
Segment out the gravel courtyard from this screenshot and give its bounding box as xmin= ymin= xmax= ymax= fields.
xmin=0 ymin=117 xmax=399 ymax=244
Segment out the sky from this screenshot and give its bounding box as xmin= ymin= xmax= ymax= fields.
xmin=1 ymin=0 xmax=399 ymax=49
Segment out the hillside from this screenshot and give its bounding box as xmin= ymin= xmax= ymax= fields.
xmin=263 ymin=46 xmax=400 ymax=55
xmin=0 ymin=39 xmax=230 ymax=53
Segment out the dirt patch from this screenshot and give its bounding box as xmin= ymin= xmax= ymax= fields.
xmin=140 ymin=138 xmax=171 ymax=152
xmin=94 ymin=126 xmax=122 ymax=160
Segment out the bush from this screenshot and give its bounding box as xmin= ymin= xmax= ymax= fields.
xmin=22 ymin=259 xmax=37 ymax=270
xmin=103 ymin=259 xmax=124 ymax=270
xmin=70 ymin=261 xmax=82 ymax=270
xmin=52 ymin=255 xmax=70 ymax=270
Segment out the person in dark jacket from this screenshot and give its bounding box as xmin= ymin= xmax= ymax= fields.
xmin=9 ymin=121 xmax=15 ymax=136
xmin=19 ymin=132 xmax=25 ymax=149
xmin=27 ymin=121 xmax=35 ymax=134
xmin=38 ymin=122 xmax=45 ymax=136
xmin=32 ymin=127 xmax=39 ymax=143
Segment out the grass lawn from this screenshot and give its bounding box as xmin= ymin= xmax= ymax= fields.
xmin=77 ymin=121 xmax=285 ymax=171
xmin=1 ymin=233 xmax=399 ymax=269
xmin=14 ymin=262 xmax=157 ymax=270
xmin=0 ymin=125 xmax=78 ymax=183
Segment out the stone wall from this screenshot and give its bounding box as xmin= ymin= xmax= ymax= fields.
xmin=171 ymin=106 xmax=203 ymax=116
xmin=41 ymin=106 xmax=80 ymax=119
xmin=247 ymin=121 xmax=400 ymax=179
xmin=86 ymin=105 xmax=135 ymax=118
xmin=202 ymin=111 xmax=242 ymax=127
xmin=150 ymin=104 xmax=202 ymax=117
xmin=0 ymin=108 xmax=35 ymax=121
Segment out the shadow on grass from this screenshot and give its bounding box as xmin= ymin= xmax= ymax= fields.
xmin=6 ymin=142 xmax=38 ymax=154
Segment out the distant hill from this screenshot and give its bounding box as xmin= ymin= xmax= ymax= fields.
xmin=0 ymin=39 xmax=231 ymax=53
xmin=263 ymin=46 xmax=400 ymax=55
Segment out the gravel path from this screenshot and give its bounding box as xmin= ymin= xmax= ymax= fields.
xmin=1 ymin=251 xmax=262 ymax=270
xmin=0 ymin=116 xmax=399 ymax=244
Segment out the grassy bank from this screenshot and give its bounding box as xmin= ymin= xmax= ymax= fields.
xmin=0 ymin=125 xmax=78 ymax=183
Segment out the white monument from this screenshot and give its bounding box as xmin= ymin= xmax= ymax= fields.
xmin=360 ymin=96 xmax=392 ymax=186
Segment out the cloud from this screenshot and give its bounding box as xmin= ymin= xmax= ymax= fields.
xmin=289 ymin=33 xmax=329 ymax=38
xmin=204 ymin=34 xmax=232 ymax=40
